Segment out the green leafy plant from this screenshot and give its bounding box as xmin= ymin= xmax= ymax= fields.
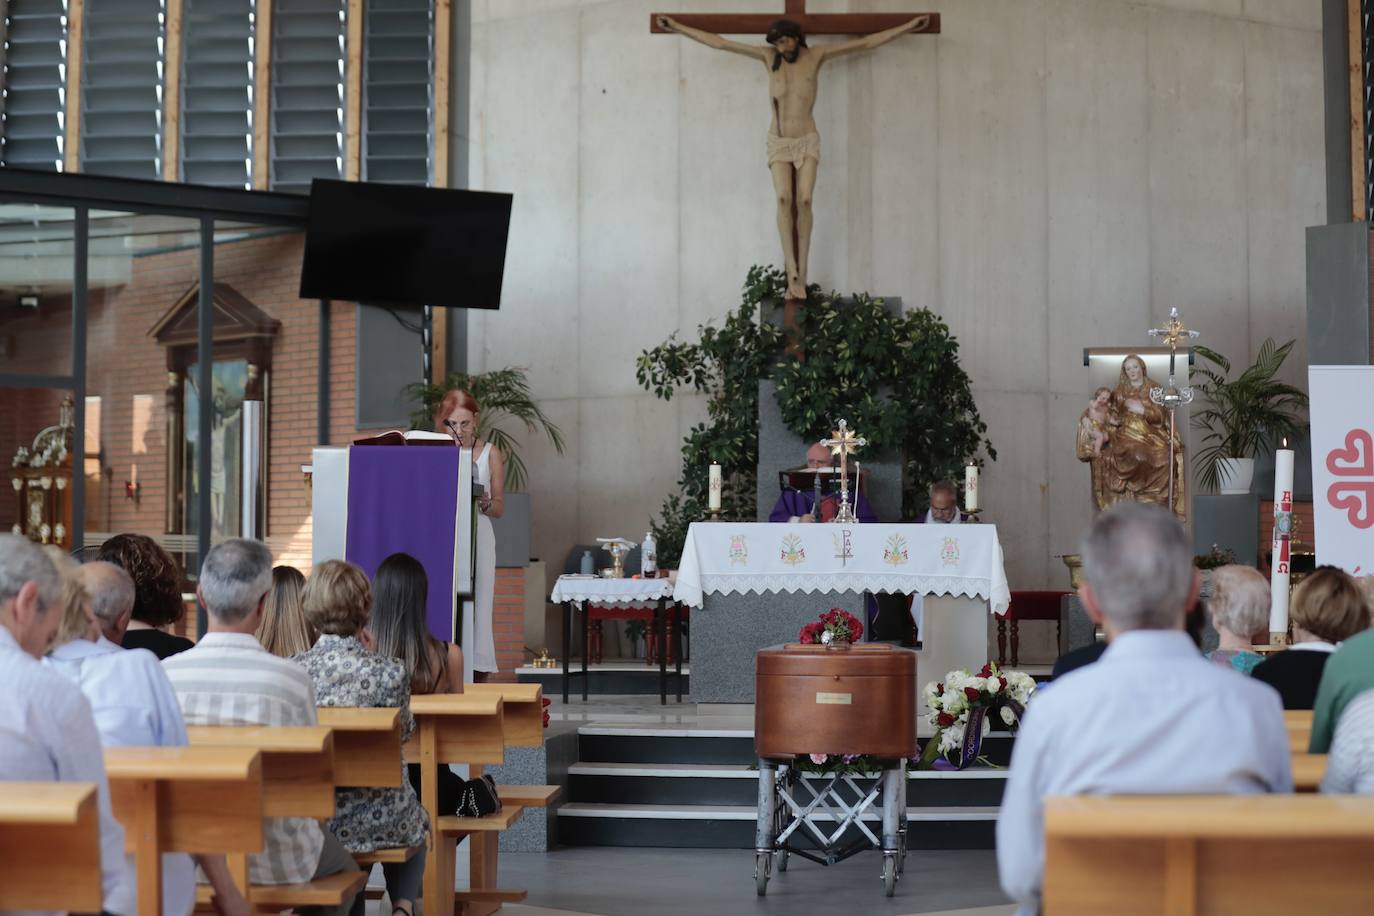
xmin=1194 ymin=544 xmax=1238 ymax=570
xmin=407 ymin=368 xmax=566 ymax=491
xmin=638 ymin=266 xmax=994 ymax=566
xmin=1190 ymin=339 xmax=1308 ymax=493
xmin=624 ymin=619 xmax=647 ymax=648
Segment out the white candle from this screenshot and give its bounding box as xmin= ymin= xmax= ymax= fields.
xmin=1269 ymin=442 xmax=1295 ymax=640
xmin=708 ymin=462 xmax=722 ymax=511
xmin=964 ymin=463 xmax=979 ymax=514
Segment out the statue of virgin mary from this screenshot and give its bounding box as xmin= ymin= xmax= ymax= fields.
xmin=1092 ymin=354 xmax=1185 ymax=517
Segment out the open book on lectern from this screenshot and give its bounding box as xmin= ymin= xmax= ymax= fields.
xmin=310 ymin=440 xmax=476 ymax=645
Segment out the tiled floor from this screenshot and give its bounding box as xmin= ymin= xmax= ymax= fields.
xmin=483 ymin=846 xmax=1012 ymax=916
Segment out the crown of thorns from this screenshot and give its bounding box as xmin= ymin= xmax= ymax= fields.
xmin=766 ymin=19 xmax=807 ymax=46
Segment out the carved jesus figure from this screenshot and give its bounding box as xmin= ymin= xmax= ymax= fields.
xmin=657 ymin=14 xmax=930 ymax=300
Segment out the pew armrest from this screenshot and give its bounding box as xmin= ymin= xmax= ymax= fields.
xmin=497 ymin=785 xmax=560 ymax=807
xmin=436 ymin=805 xmax=525 ymax=834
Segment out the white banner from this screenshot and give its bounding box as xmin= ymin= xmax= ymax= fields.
xmin=1310 ymin=366 xmax=1374 ymax=575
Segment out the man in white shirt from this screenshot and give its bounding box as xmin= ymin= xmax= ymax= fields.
xmin=82 ymin=560 xmax=136 ymax=648
xmin=163 ymin=538 xmax=362 ymax=916
xmin=46 ymin=558 xmax=249 ymax=916
xmin=996 ymin=504 xmax=1292 ymax=915
xmin=0 ymin=534 xmax=135 ymax=916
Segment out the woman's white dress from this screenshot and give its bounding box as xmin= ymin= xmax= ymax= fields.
xmin=466 ymin=442 xmax=498 ymax=672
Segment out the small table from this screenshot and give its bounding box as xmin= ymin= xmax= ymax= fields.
xmin=551 ymin=575 xmax=683 ymax=704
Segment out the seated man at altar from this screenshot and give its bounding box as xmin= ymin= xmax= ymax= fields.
xmin=996 ymin=503 xmax=1291 ymax=916
xmin=769 ymin=442 xmax=877 ymax=523
xmin=918 ymin=479 xmax=968 ymax=524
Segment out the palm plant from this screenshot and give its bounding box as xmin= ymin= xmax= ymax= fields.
xmin=407 ymin=368 xmax=565 ymax=491
xmin=1190 ymin=338 xmax=1308 ymax=492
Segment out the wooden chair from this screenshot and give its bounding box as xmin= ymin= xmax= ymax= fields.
xmin=997 ymin=590 xmax=1068 ymax=666
xmin=317 ymin=706 xmax=404 ymax=787
xmin=1044 ymin=795 xmax=1374 ymax=915
xmin=1292 ymin=753 xmax=1327 ymax=792
xmin=0 ymin=782 xmax=104 ymax=913
xmin=104 ymin=746 xmax=265 ymax=916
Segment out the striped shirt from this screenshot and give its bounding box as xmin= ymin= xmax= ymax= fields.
xmin=1322 ymin=688 xmax=1374 ymax=794
xmin=162 ymin=631 xmax=324 ymax=885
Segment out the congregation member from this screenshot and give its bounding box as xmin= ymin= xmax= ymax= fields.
xmin=163 ymin=538 xmax=364 ymax=916
xmin=294 ymin=560 xmax=428 ymax=916
xmin=0 ymin=534 xmax=135 ymax=916
xmin=1321 ymin=686 xmax=1374 ymax=793
xmin=256 ymin=564 xmax=314 ymax=657
xmin=43 ymin=548 xmax=249 ymax=916
xmin=996 ymin=504 xmax=1291 ymax=916
xmin=81 ymin=559 xmax=136 ymax=647
xmin=1310 ymin=580 xmax=1374 ymax=753
xmin=370 ymin=551 xmax=466 ymax=813
xmin=437 ymin=388 xmax=502 ymax=678
xmin=99 ymin=532 xmax=195 ymax=659
xmin=1252 ymin=567 xmax=1369 ymax=710
xmin=1203 ymin=564 xmax=1270 ymax=674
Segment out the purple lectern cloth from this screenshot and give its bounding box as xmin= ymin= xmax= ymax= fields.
xmin=345 ymin=446 xmax=460 ymax=641
xmin=768 ymin=488 xmax=878 ymax=523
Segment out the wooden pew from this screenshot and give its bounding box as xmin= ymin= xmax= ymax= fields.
xmin=186 ymin=725 xmax=336 ymax=818
xmin=1286 ymin=709 xmax=1313 ymax=753
xmin=317 ymin=706 xmax=403 ymax=787
xmin=1292 ymin=753 xmax=1328 ymax=792
xmin=104 ymin=746 xmax=265 ymax=916
xmin=180 ymin=726 xmax=367 ymax=912
xmin=0 ymin=782 xmax=104 ymax=912
xmin=1044 ymin=795 xmax=1374 ymax=915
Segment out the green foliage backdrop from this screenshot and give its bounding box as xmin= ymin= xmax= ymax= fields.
xmin=638 ymin=266 xmax=995 ymax=567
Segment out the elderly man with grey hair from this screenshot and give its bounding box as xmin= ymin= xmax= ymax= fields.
xmin=163 ymin=538 xmax=363 ymax=916
xmin=0 ymin=534 xmax=136 ymax=915
xmin=79 ymin=560 xmax=137 ymax=648
xmin=995 ymin=504 xmax=1291 ymax=916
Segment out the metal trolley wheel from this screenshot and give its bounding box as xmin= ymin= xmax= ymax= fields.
xmin=756 ymin=852 xmax=771 ymax=896
xmin=883 ymin=853 xmax=898 ymax=897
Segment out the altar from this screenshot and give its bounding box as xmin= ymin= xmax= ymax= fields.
xmin=673 ymin=522 xmax=1010 ymax=716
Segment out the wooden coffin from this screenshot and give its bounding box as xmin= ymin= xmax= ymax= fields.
xmin=754 ymin=643 xmax=917 ymax=761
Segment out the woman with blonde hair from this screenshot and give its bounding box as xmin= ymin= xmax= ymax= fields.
xmin=1204 ymin=564 xmax=1270 ymax=675
xmin=255 ymin=565 xmax=314 ymax=657
xmin=1253 ymin=567 xmax=1370 ymax=708
xmin=293 ymin=560 xmax=427 ymax=916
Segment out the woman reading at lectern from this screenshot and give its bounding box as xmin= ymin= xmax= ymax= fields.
xmin=436 ymin=388 xmax=503 ymax=680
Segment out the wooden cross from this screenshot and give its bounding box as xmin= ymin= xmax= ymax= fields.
xmin=649 ymin=0 xmax=940 ymax=37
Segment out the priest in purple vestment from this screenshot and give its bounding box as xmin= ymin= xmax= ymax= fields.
xmin=769 ymin=442 xmax=878 ymax=523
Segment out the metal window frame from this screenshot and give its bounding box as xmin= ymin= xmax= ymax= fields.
xmin=0 ymin=166 xmax=317 ymax=634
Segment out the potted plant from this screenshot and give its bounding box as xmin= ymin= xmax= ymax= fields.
xmin=406 ymin=368 xmax=565 ymax=491
xmin=1191 ymin=338 xmax=1307 ymax=494
xmin=625 ymin=619 xmax=647 ymax=659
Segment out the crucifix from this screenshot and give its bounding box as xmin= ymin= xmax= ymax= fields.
xmin=652 ymin=2 xmax=939 ymax=315
xmin=1146 ymin=307 xmax=1199 ymax=517
xmin=822 ymin=419 xmax=867 ymax=524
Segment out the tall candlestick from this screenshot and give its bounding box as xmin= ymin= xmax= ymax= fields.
xmin=1269 ymin=442 xmax=1295 ymax=643
xmin=708 ymin=462 xmax=722 ymax=512
xmin=964 ymin=463 xmax=979 ymax=514
xmin=854 ymin=461 xmax=862 ymax=522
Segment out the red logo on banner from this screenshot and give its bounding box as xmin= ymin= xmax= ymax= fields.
xmin=1328 ymin=429 xmax=1374 ymax=530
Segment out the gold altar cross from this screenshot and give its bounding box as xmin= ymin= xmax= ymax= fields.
xmin=822 ymin=420 xmax=867 ymax=524
xmin=649 ymin=1 xmax=940 ymax=38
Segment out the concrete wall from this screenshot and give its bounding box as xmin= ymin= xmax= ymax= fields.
xmin=464 ymin=0 xmax=1325 ymax=590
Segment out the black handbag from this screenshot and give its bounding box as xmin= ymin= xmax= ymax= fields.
xmin=457 ymin=773 xmax=502 ymax=818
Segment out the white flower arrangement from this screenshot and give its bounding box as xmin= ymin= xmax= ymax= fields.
xmin=918 ymin=662 xmax=1037 ymax=768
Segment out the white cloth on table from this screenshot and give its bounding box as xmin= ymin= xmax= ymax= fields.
xmin=996 ymin=630 xmax=1292 ymax=916
xmin=163 ymin=632 xmax=325 ymax=886
xmin=0 ymin=626 xmax=135 ymax=916
xmin=909 ymin=515 xmax=961 ymax=637
xmin=465 ymin=442 xmax=498 ymax=673
xmin=672 ymin=521 xmax=1010 ymax=613
xmin=551 ymin=575 xmax=675 ymax=609
xmin=46 ymin=638 xmax=197 ymax=916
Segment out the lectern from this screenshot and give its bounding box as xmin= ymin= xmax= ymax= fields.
xmin=311 ymin=445 xmax=476 ymax=672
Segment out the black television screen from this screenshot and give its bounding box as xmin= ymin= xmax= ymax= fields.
xmin=299 ymin=179 xmax=512 ymax=310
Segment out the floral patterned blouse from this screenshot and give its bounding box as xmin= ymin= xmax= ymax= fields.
xmin=293 ymin=634 xmax=428 ymax=851
xmin=1206 ymin=648 xmax=1264 ymax=676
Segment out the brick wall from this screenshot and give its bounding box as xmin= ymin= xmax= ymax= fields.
xmin=0 ymin=231 xmax=383 ymax=576
xmin=491 ymin=567 xmax=527 ymax=678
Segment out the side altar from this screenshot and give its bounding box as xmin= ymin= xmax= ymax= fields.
xmin=673 ymin=521 xmax=1009 ymax=717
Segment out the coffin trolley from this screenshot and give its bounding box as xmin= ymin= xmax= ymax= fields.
xmin=753 ymin=643 xmax=917 ymax=897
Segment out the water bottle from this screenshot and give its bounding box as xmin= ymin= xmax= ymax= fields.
xmin=641 ymin=531 xmax=658 ymax=577
xmin=580 ymin=550 xmax=594 ymax=576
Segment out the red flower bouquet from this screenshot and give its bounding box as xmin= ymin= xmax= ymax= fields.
xmin=798 ymin=607 xmax=864 ymax=646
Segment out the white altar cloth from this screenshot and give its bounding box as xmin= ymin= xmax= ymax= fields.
xmin=550 ymin=575 xmax=675 ymax=609
xmin=672 ymin=522 xmax=1011 ymax=614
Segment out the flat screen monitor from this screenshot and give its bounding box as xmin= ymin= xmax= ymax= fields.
xmin=299 ymin=179 xmax=512 ymax=310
